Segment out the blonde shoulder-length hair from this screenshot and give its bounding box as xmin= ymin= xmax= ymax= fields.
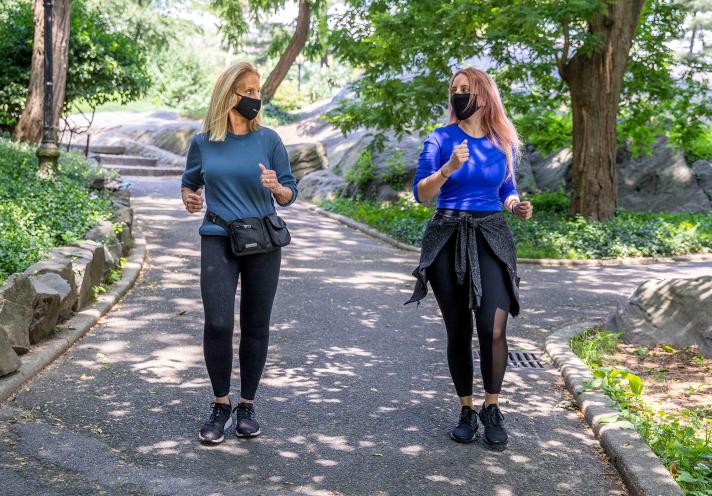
xmin=201 ymin=62 xmax=263 ymax=141
xmin=447 ymin=66 xmax=521 ymax=182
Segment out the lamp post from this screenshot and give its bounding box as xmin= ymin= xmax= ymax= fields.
xmin=37 ymin=0 xmax=59 ymax=179
xmin=296 ymin=53 xmax=305 ymax=93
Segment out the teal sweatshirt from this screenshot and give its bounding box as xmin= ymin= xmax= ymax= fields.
xmin=181 ymin=127 xmax=298 ymax=237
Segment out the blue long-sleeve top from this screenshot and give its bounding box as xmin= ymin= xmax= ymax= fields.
xmin=413 ymin=123 xmax=519 ymax=211
xmin=181 ymin=127 xmax=298 ymax=237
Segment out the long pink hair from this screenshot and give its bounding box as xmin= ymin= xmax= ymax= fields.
xmin=448 ymin=66 xmax=521 ymax=182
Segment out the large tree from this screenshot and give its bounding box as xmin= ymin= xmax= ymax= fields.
xmin=328 ymin=0 xmax=712 ymax=220
xmin=14 ymin=0 xmax=72 ymax=145
xmin=210 ymin=0 xmax=328 ymax=104
xmin=1 ymin=0 xmax=151 ymax=137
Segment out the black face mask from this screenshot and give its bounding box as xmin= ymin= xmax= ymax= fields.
xmin=234 ymin=93 xmax=261 ymax=120
xmin=451 ymin=92 xmax=478 ymax=121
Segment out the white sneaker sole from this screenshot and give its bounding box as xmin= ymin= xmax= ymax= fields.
xmin=198 ymin=415 xmax=233 ymax=444
xmin=235 ymin=427 xmax=261 ymax=438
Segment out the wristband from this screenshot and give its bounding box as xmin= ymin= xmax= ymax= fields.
xmin=439 ymin=167 xmax=450 ymax=179
xmin=510 ymin=201 xmax=518 ymax=214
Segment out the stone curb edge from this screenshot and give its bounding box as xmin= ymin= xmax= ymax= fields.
xmin=301 ymin=201 xmax=712 ymax=266
xmin=544 ymin=323 xmax=683 ymax=496
xmin=0 ymin=224 xmax=148 ymax=405
xmin=300 ymin=202 xmax=421 ymax=253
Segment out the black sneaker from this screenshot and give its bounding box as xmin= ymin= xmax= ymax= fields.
xmin=478 ymin=402 xmax=508 ymax=450
xmin=198 ymin=401 xmax=233 ymax=444
xmin=449 ymin=405 xmax=478 ymax=443
xmin=233 ymin=402 xmax=261 ymax=437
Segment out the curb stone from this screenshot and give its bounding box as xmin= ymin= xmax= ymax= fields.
xmin=544 ymin=323 xmax=683 ymax=496
xmin=0 ymin=225 xmax=147 ymax=405
xmin=301 ymin=201 xmax=712 ymax=266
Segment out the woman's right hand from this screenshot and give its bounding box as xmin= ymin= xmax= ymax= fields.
xmin=443 ymin=139 xmax=469 ymax=175
xmin=182 ymin=186 xmax=203 ymax=213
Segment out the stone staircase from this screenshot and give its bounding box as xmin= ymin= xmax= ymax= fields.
xmin=65 ymin=143 xmax=183 ymax=177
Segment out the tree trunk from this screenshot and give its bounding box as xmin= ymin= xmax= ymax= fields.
xmin=560 ymin=0 xmax=646 ymax=221
xmin=14 ymin=0 xmax=73 ymax=145
xmin=260 ymin=0 xmax=311 ymax=104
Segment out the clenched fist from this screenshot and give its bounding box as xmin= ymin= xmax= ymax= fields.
xmin=442 ymin=139 xmax=469 ymax=176
xmin=182 ymin=187 xmax=203 ymax=214
xmin=512 ymin=200 xmax=533 ymax=220
xmin=259 ymin=163 xmax=280 ymax=193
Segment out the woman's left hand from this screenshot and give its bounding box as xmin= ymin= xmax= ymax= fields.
xmin=259 ymin=163 xmax=281 ymax=193
xmin=513 ymin=200 xmax=533 ymax=220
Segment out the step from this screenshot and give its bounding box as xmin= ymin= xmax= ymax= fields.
xmin=102 ymin=164 xmax=183 ymax=177
xmin=64 ymin=143 xmax=126 ymax=155
xmin=95 ymin=154 xmax=158 ymax=167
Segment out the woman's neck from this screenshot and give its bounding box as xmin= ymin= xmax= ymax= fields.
xmin=457 ymin=118 xmax=485 ymax=138
xmin=227 ymin=109 xmax=250 ymax=135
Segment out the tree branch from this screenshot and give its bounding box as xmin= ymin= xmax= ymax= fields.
xmin=557 ymin=19 xmax=570 ymax=81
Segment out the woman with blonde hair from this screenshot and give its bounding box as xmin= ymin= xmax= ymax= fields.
xmin=405 ymin=66 xmax=533 ymax=449
xmin=181 ymin=62 xmax=298 ymax=444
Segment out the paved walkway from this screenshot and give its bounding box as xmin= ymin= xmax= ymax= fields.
xmin=2 ymin=177 xmax=710 ymax=495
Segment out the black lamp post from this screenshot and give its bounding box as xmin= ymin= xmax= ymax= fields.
xmin=36 ymin=0 xmax=59 ymax=178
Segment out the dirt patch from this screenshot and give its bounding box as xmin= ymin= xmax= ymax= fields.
xmin=603 ymin=343 xmax=711 ymax=417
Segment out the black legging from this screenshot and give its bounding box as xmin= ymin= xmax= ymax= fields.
xmin=426 ymin=210 xmax=513 ymax=396
xmin=200 ymin=234 xmax=281 ymax=400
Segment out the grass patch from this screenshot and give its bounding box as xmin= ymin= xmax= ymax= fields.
xmin=318 ymin=196 xmax=432 ymax=246
xmin=316 ymin=192 xmax=712 ymax=259
xmin=571 ymin=328 xmax=712 ymax=495
xmin=0 ymin=136 xmax=117 ymax=285
xmin=570 ymin=328 xmax=622 ymax=368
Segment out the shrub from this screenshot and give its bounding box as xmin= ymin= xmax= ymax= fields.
xmin=380 ymin=149 xmax=406 ymax=190
xmin=344 ymin=148 xmax=377 ymax=190
xmin=0 ymin=137 xmax=115 ymax=285
xmin=316 ymin=196 xmax=712 ymax=259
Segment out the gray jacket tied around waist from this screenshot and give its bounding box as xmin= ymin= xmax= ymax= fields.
xmin=404 ymin=211 xmax=521 ymax=317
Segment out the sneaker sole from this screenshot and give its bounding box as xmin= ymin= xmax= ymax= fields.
xmin=198 ymin=415 xmax=233 ymax=444
xmin=449 ymin=430 xmax=476 ymax=443
xmin=198 ymin=433 xmax=225 ymax=444
xmin=235 ymin=428 xmax=261 ymax=438
xmin=482 ymin=437 xmax=508 ymax=451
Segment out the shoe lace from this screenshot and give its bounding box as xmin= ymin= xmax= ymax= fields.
xmin=486 ymin=405 xmax=505 ymax=427
xmin=234 ymin=404 xmax=256 ymax=421
xmin=459 ymin=407 xmax=474 ymax=426
xmin=208 ymin=402 xmax=229 ymax=424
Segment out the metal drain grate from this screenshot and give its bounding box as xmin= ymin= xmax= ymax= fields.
xmin=473 ymin=349 xmax=546 ymax=369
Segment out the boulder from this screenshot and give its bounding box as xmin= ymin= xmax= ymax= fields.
xmin=51 ymin=241 xmax=105 ymax=309
xmin=529 ymin=147 xmax=572 ymax=192
xmin=27 ymin=273 xmax=70 ymax=343
xmin=110 ymin=189 xmax=131 ymax=208
xmin=65 ymin=240 xmax=106 ymax=287
xmin=112 ymin=206 xmax=134 ymax=232
xmin=605 ymin=276 xmax=712 ymax=356
xmin=93 ymin=135 xmax=186 ymax=168
xmin=122 ymin=122 xmax=200 ymax=156
xmin=692 ymin=160 xmax=712 ymax=203
xmin=86 ymin=221 xmax=122 ymax=279
xmin=116 ymin=222 xmax=133 ymax=257
xmin=287 ymin=143 xmax=328 ymax=182
xmin=0 ymin=274 xmax=34 ymax=354
xmin=297 ymin=169 xmax=346 ymax=202
xmin=24 ymin=259 xmax=77 ymax=316
xmin=0 ymin=328 xmax=20 ymax=377
xmin=515 ymin=145 xmax=540 ymax=194
xmin=618 ymin=136 xmax=711 ymax=213
xmin=374 ymin=184 xmax=401 ymax=202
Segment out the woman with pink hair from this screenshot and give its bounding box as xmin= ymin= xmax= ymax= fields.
xmin=405 ymin=66 xmax=533 ymax=450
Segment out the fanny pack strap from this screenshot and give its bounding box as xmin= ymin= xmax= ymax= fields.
xmin=206 ymin=210 xmax=231 ymax=231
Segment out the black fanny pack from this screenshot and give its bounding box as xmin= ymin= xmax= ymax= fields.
xmin=206 ymin=210 xmax=291 ymax=256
